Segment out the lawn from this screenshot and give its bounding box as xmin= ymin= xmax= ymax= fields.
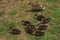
xmin=0 ymin=0 xmax=60 ymax=40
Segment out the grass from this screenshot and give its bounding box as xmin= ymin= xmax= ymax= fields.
xmin=0 ymin=11 xmax=5 ymax=16
xmin=52 ymin=8 xmax=60 ymax=18
xmin=46 ymin=0 xmax=59 ymax=2
xmin=0 ymin=0 xmax=60 ymax=40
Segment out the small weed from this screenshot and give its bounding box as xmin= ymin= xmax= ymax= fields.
xmin=9 ymin=9 xmax=17 ymax=16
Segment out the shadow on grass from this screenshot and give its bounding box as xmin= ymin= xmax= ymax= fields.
xmin=26 ymin=9 xmax=43 ymax=12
